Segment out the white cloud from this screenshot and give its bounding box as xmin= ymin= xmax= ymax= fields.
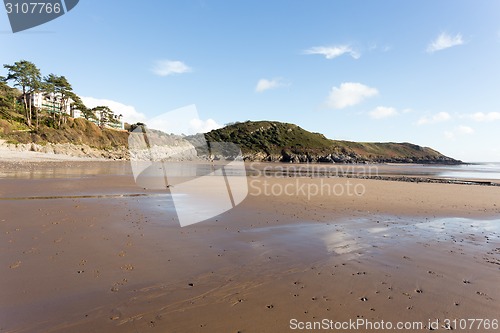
xmin=369 ymin=106 xmax=398 ymax=119
xmin=152 ymin=60 xmax=192 ymax=76
xmin=417 ymin=112 xmax=451 ymax=125
xmin=303 ymin=45 xmax=360 ymax=59
xmin=467 ymin=112 xmax=500 ymax=122
xmin=325 ymin=82 xmax=379 ymax=109
xmin=457 ymin=125 xmax=474 ymax=134
xmin=80 ymin=96 xmax=146 ymax=124
xmin=444 ymin=131 xmax=455 ymax=140
xmin=146 ymin=105 xmax=221 ymax=135
xmin=255 ymin=78 xmax=287 ymax=92
xmin=426 ymin=32 xmax=464 ymax=53
xmin=444 ymin=125 xmax=474 ymax=140
xmin=189 ymin=118 xmax=222 ymax=133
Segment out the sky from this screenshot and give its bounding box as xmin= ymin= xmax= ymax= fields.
xmin=1 ymin=0 xmax=500 ymax=162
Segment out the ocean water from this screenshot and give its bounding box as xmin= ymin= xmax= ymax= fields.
xmin=1 ymin=160 xmax=499 ymax=181
xmin=438 ymin=162 xmax=500 ymax=180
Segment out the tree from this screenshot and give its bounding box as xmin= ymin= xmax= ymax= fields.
xmin=0 ymin=81 xmax=18 ymax=119
xmin=80 ymin=104 xmax=97 ymax=121
xmin=67 ymin=92 xmax=93 ymax=120
xmin=90 ymin=106 xmax=122 ymax=129
xmin=91 ymin=106 xmax=113 ymax=128
xmin=3 ymin=60 xmax=41 ymax=127
xmin=43 ymin=74 xmax=74 ymax=127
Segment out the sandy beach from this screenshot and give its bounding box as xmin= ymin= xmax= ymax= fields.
xmin=1 ymin=160 xmax=499 ymax=332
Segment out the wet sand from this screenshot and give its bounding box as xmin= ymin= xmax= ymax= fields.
xmin=1 ymin=161 xmax=499 ymax=332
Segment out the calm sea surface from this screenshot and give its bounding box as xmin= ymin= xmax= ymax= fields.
xmin=1 ymin=161 xmax=499 ymax=181
xmin=436 ymin=163 xmax=500 ymax=180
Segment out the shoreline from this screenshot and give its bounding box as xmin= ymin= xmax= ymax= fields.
xmin=1 ymin=158 xmax=499 ymax=187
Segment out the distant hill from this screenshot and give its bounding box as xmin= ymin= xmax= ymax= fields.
xmin=1 ymin=81 xmax=461 ymax=164
xmin=204 ymin=121 xmax=461 ymax=164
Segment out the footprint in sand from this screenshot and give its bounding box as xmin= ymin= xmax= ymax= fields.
xmin=9 ymin=261 xmax=21 ymax=269
xmin=120 ymin=264 xmax=134 ymax=271
xmin=109 ymin=308 xmax=122 ymax=321
xmin=476 ymin=291 xmax=493 ymax=300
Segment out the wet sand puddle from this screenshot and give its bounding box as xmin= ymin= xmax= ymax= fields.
xmin=102 ymin=215 xmax=500 ymax=332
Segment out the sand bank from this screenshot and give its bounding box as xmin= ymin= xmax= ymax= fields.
xmin=0 ymin=161 xmax=499 ymax=332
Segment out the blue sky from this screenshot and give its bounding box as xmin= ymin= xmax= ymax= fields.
xmin=2 ymin=0 xmax=500 ymax=161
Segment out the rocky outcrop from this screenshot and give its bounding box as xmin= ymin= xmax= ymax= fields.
xmin=240 ymin=150 xmax=460 ymax=165
xmin=0 ymin=140 xmax=129 ymax=160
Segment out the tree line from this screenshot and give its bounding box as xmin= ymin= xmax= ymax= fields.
xmin=1 ymin=60 xmax=121 ymax=129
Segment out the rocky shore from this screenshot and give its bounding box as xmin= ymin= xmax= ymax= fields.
xmin=242 ymin=150 xmax=461 ymax=164
xmin=0 ymin=139 xmax=129 ymax=160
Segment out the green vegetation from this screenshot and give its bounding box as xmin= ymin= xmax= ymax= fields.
xmin=0 ymin=116 xmax=127 ymax=150
xmin=1 ymin=60 xmax=122 ymax=130
xmin=0 ymin=80 xmax=24 ymax=122
xmin=3 ymin=60 xmax=41 ymax=128
xmin=205 ymin=120 xmax=460 ymax=164
xmin=1 ymin=60 xmax=127 ymax=149
xmin=206 ymin=121 xmax=331 ymax=153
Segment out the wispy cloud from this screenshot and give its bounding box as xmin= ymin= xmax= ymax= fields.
xmin=369 ymin=106 xmax=398 ymax=119
xmin=255 ymin=78 xmax=288 ymax=93
xmin=368 ymin=43 xmax=392 ymax=53
xmin=445 ymin=125 xmax=474 ymax=140
xmin=457 ymin=125 xmax=474 ymax=134
xmin=303 ymin=45 xmax=360 ymax=59
xmin=325 ymin=82 xmax=378 ymax=109
xmin=80 ymin=96 xmax=146 ymax=124
xmin=426 ymin=32 xmax=464 ymax=53
xmin=417 ymin=112 xmax=451 ymax=125
xmin=152 ymin=60 xmax=192 ymax=76
xmin=467 ymin=112 xmax=500 ymax=122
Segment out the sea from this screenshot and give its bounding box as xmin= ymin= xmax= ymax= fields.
xmin=1 ymin=161 xmax=500 ymax=181
xmin=432 ymin=162 xmax=500 ymax=180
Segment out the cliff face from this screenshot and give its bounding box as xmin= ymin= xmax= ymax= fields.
xmin=204 ymin=121 xmax=461 ymax=164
